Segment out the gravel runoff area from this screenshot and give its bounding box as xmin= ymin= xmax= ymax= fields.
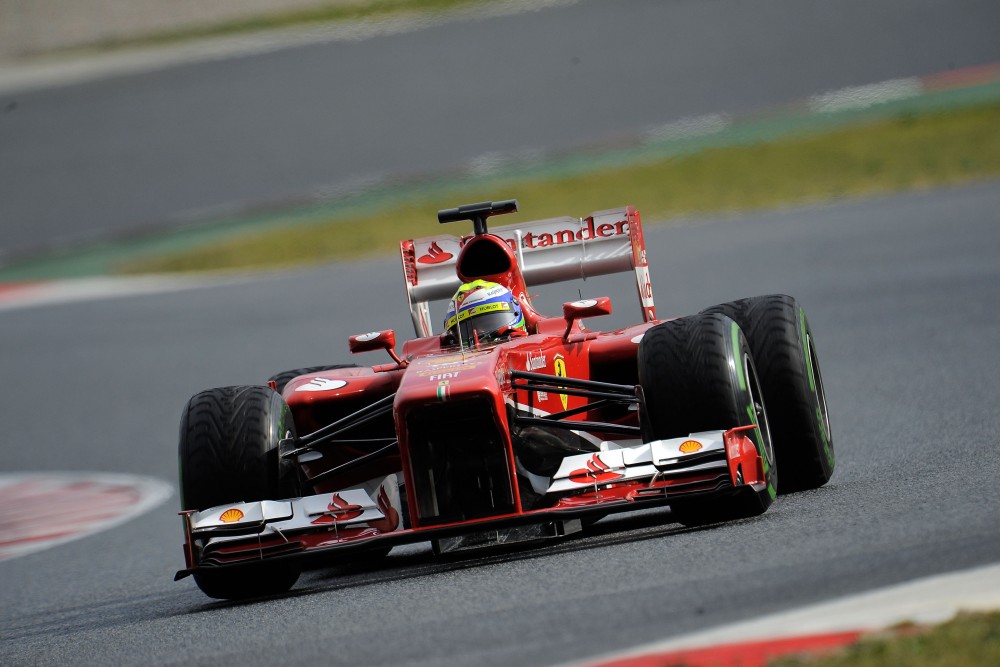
xmin=0 ymin=0 xmax=363 ymax=59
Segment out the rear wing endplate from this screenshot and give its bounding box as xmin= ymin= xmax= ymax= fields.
xmin=400 ymin=206 xmax=656 ymax=337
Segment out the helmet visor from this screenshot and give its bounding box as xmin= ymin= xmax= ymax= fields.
xmin=455 ymin=310 xmax=520 ymax=343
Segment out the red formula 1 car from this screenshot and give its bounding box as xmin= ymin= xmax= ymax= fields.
xmin=175 ymin=199 xmax=834 ymax=599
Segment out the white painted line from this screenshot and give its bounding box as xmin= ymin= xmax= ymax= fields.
xmin=566 ymin=561 xmax=1000 ymax=667
xmin=0 ymin=0 xmax=579 ymax=94
xmin=809 ymin=77 xmax=923 ymax=113
xmin=0 ymin=472 xmax=173 ymax=561
xmin=644 ymin=113 xmax=731 ymax=143
xmin=0 ymin=275 xmax=243 ymax=312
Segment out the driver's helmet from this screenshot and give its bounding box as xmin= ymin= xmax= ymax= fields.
xmin=444 ymin=280 xmax=526 ymax=345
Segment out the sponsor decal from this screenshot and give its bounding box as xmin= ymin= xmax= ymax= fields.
xmin=437 ymin=217 xmax=629 ymax=253
xmin=476 ymin=285 xmax=509 ymax=300
xmin=444 ymin=301 xmax=510 ymax=330
xmin=416 ymin=359 xmax=483 ymax=376
xmin=505 ymin=218 xmax=629 ymax=249
xmin=568 ymin=454 xmax=624 ymax=485
xmin=370 ymin=483 xmax=401 ymax=533
xmin=554 ymin=355 xmax=568 ymax=410
xmin=428 ymin=353 xmax=471 ymax=364
xmin=310 ymin=494 xmax=364 ymax=525
xmin=417 ymin=241 xmax=453 ymax=264
xmin=429 ymin=372 xmax=460 ymax=382
xmin=355 ymin=331 xmax=382 ymax=342
xmin=631 ymin=333 xmax=644 ymax=344
xmin=636 ymin=265 xmax=653 ymax=306
xmin=526 ymin=351 xmax=546 ymax=371
xmin=219 ymin=508 xmax=244 ymax=523
xmin=569 ymin=299 xmax=598 ymax=309
xmin=679 ymin=440 xmax=703 ymax=454
xmin=295 ymin=377 xmax=349 ymax=392
xmin=411 ymin=217 xmax=630 ymax=273
xmin=447 ymin=282 xmax=509 ymax=314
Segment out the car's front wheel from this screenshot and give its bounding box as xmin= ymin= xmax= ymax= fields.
xmin=178 ymin=385 xmax=300 ymax=599
xmin=638 ymin=313 xmax=776 ymax=526
xmin=702 ymin=295 xmax=834 ymax=492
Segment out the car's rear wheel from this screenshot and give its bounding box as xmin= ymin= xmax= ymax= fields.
xmin=179 ymin=385 xmax=300 ymax=599
xmin=702 ymin=295 xmax=834 ymax=492
xmin=638 ymin=313 xmax=776 ymax=526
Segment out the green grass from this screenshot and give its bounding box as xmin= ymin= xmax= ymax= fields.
xmin=120 ymin=99 xmax=1000 ymax=275
xmin=768 ymin=611 xmax=1000 ymax=667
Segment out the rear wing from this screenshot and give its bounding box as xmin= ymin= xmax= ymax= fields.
xmin=400 ymin=206 xmax=656 ymax=337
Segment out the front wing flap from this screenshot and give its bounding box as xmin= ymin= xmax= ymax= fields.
xmin=546 ymin=431 xmax=730 ymax=494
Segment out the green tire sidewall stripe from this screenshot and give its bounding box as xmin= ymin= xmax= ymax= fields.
xmin=800 ymin=307 xmax=817 ymax=393
xmin=800 ymin=307 xmax=835 ymax=468
xmin=732 ymin=320 xmax=747 ymax=391
xmin=733 ymin=318 xmax=776 ymax=499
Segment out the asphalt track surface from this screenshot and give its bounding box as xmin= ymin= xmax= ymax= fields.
xmin=3 ymin=0 xmax=1000 ymax=258
xmin=2 ymin=182 xmax=999 ymax=665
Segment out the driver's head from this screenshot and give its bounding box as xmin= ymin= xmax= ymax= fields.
xmin=444 ymin=280 xmax=526 ymax=346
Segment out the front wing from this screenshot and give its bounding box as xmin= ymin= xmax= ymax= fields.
xmin=176 ymin=426 xmax=764 ymax=579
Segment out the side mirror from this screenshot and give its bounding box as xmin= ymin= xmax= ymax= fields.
xmin=349 ymin=330 xmax=403 ymax=365
xmin=562 ymin=297 xmax=612 ymax=337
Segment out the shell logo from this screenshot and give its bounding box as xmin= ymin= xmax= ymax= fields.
xmin=219 ymin=508 xmax=244 ymax=523
xmin=679 ymin=440 xmax=703 ymax=454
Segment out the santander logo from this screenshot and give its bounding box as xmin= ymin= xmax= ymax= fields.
xmin=568 ymin=454 xmax=624 ymax=485
xmin=370 ymin=484 xmax=400 ymax=533
xmin=506 ymin=218 xmax=629 ymax=249
xmin=414 ymin=217 xmax=630 ymax=263
xmin=417 ymin=241 xmax=453 ymax=264
xmin=310 ymin=494 xmax=364 ymax=525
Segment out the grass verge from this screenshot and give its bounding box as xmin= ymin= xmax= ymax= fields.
xmin=120 ymin=99 xmax=1000 ymax=275
xmin=769 ymin=611 xmax=1000 ymax=667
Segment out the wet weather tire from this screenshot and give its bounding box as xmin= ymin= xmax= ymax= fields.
xmin=702 ymin=295 xmax=834 ymax=492
xmin=638 ymin=313 xmax=776 ymax=525
xmin=178 ymin=385 xmax=300 ymax=598
xmin=179 ymin=385 xmax=297 ymax=510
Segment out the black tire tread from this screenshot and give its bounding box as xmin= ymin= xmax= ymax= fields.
xmin=179 ymin=385 xmax=291 ymax=511
xmin=639 ymin=314 xmax=743 ymax=438
xmin=702 ymin=295 xmax=833 ymax=492
xmin=638 ymin=313 xmax=774 ymax=526
xmin=178 ymin=384 xmax=301 ymax=599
